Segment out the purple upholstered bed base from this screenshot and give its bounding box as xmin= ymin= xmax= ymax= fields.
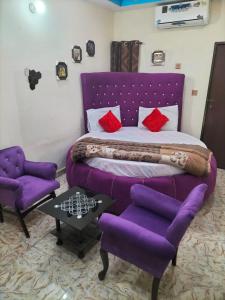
xmin=66 ymin=72 xmax=217 ymax=214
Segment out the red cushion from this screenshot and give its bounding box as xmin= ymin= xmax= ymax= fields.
xmin=98 ymin=110 xmax=122 ymax=133
xmin=142 ymin=108 xmax=169 ymax=132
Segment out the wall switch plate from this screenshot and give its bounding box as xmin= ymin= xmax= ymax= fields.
xmin=175 ymin=63 xmax=181 ymax=69
xmin=192 ymin=90 xmax=198 ymax=96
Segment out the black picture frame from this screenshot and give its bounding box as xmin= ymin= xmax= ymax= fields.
xmin=72 ymin=46 xmax=82 ymax=63
xmin=152 ymin=50 xmax=165 ymax=66
xmin=86 ymin=40 xmax=95 ymax=57
xmin=56 ymin=62 xmax=68 ymax=80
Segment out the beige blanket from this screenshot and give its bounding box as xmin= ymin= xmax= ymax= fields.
xmin=71 ymin=137 xmax=212 ymax=177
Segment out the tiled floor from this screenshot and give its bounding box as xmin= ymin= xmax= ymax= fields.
xmin=0 ymin=170 xmax=225 ymax=300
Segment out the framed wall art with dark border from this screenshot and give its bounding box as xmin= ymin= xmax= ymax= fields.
xmin=72 ymin=46 xmax=82 ymax=63
xmin=152 ymin=50 xmax=165 ymax=66
xmin=86 ymin=40 xmax=95 ymax=57
xmin=56 ymin=62 xmax=68 ymax=80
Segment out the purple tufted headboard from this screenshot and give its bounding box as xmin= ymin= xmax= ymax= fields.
xmin=81 ymin=72 xmax=185 ymax=132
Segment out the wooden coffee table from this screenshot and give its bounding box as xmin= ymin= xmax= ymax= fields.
xmin=39 ymin=186 xmax=114 ymax=258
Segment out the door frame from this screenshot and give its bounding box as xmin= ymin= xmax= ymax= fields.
xmin=201 ymin=41 xmax=225 ymax=139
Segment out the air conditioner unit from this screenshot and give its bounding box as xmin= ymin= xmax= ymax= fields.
xmin=155 ymin=0 xmax=210 ymax=29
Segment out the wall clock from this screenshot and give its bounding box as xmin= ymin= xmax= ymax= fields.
xmin=86 ymin=40 xmax=95 ymax=57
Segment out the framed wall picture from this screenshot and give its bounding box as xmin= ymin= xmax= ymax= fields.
xmin=56 ymin=62 xmax=68 ymax=80
xmin=86 ymin=40 xmax=95 ymax=57
xmin=72 ymin=46 xmax=82 ymax=63
xmin=152 ymin=50 xmax=165 ymax=66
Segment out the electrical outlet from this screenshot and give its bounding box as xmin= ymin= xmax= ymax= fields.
xmin=192 ymin=90 xmax=198 ymax=96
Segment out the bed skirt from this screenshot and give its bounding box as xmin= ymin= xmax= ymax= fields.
xmin=66 ymin=148 xmax=217 ymax=214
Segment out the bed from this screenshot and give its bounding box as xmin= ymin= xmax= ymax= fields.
xmin=66 ymin=72 xmax=217 ymax=214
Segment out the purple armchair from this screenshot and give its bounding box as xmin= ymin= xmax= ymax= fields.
xmin=98 ymin=183 xmax=208 ymax=300
xmin=0 ymin=146 xmax=60 ymax=238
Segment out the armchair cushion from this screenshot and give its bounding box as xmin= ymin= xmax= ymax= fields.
xmin=16 ymin=175 xmax=60 ymax=210
xmin=24 ymin=161 xmax=57 ymax=180
xmin=121 ymin=204 xmax=170 ymax=237
xmin=131 ymin=184 xmax=180 ymax=220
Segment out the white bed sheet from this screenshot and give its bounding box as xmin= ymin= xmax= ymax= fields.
xmin=78 ymin=127 xmax=206 ymax=178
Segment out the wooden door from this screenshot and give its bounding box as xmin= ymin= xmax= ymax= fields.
xmin=201 ymin=42 xmax=225 ymax=169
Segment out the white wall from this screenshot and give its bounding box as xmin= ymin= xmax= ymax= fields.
xmin=114 ymin=0 xmax=225 ymax=138
xmin=0 ymin=0 xmax=113 ymax=168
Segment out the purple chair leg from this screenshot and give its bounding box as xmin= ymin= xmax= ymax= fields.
xmin=98 ymin=249 xmax=109 ymax=280
xmin=152 ymin=277 xmax=161 ymax=300
xmin=0 ymin=204 xmax=3 ymax=223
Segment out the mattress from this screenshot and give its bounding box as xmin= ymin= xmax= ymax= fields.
xmin=78 ymin=127 xmax=207 ymax=178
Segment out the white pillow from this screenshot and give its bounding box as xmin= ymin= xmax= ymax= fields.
xmin=138 ymin=105 xmax=179 ymax=131
xmin=87 ymin=105 xmax=121 ymax=132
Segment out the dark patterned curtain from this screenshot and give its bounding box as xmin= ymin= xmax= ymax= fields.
xmin=111 ymin=40 xmax=142 ymax=72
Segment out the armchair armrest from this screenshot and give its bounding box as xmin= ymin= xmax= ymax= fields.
xmin=24 ymin=161 xmax=57 ymax=180
xmin=0 ymin=177 xmax=22 ymax=208
xmin=99 ymin=213 xmax=175 ymax=259
xmin=0 ymin=177 xmax=21 ymax=191
xmin=131 ymin=184 xmax=181 ymax=220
